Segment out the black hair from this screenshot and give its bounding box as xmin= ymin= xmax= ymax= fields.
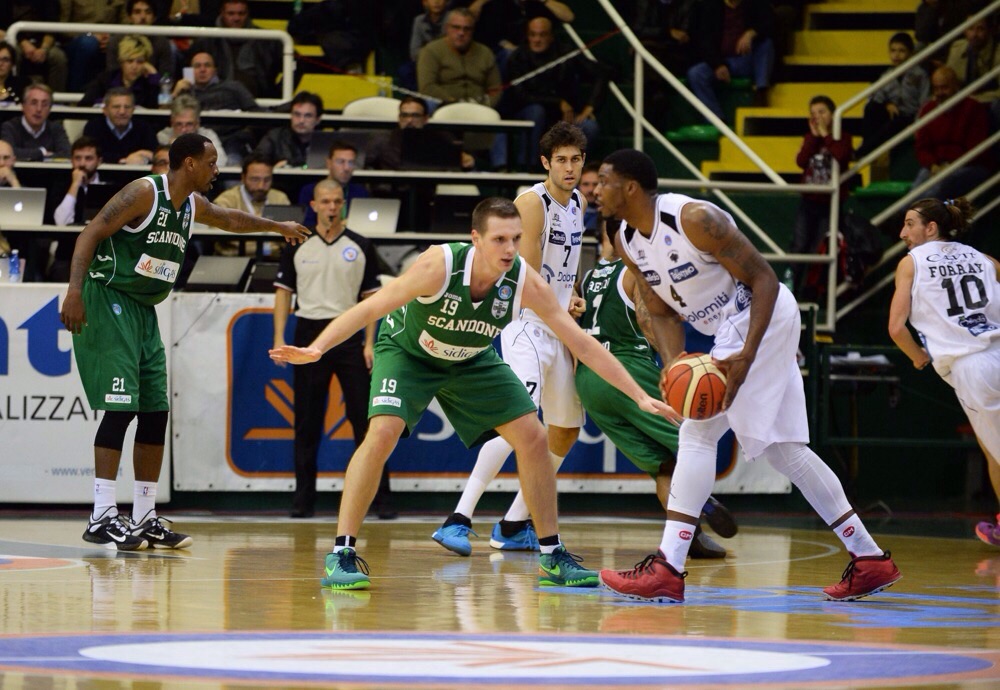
xmin=71 ymin=135 xmax=101 ymax=158
xmin=540 ymin=121 xmax=588 ymax=160
xmin=241 ymin=151 xmax=275 ymax=174
xmin=910 ymin=197 xmax=976 ymax=239
xmin=810 ymin=95 xmax=836 ymax=112
xmin=472 ymin=197 xmax=519 ymax=234
xmin=399 ymin=95 xmax=428 ymax=115
xmin=328 ymin=140 xmax=357 ymax=157
xmin=603 ymin=149 xmax=659 ymax=193
xmin=291 ymin=90 xmax=323 ymax=115
xmin=169 ymin=133 xmax=212 ymax=170
xmin=889 ymin=32 xmax=915 ymax=52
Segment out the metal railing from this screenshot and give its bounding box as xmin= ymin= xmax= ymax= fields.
xmin=5 ymin=21 xmax=297 ymax=105
xmin=570 ymin=1 xmax=845 ymax=328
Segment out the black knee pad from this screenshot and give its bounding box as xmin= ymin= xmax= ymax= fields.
xmin=135 ymin=410 xmax=169 ymax=446
xmin=94 ymin=410 xmax=137 ymax=451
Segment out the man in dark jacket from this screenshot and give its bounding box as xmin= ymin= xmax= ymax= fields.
xmin=498 ymin=16 xmax=608 ymax=166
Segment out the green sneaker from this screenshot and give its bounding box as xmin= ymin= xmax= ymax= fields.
xmin=538 ymin=545 xmax=599 ymax=587
xmin=321 ymin=548 xmax=371 ymax=590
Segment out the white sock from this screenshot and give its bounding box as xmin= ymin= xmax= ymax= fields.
xmin=833 ymin=514 xmax=881 ymax=557
xmin=505 ymin=452 xmax=564 ymax=522
xmin=456 ymin=436 xmax=513 ymax=518
xmin=659 ymin=520 xmax=696 ymax=571
xmin=133 ymin=481 xmax=157 ymax=524
xmin=539 ymin=538 xmax=560 ymax=555
xmin=93 ymin=479 xmax=117 ymax=520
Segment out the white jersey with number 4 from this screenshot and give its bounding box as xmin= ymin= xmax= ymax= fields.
xmin=908 ymin=240 xmax=1000 ymax=376
xmin=517 ymin=182 xmax=584 ymax=335
xmin=618 ymin=193 xmax=752 ymax=336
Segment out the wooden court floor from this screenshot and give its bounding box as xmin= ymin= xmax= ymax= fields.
xmin=1 ymin=515 xmax=998 ymax=689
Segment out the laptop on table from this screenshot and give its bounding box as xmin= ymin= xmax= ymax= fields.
xmin=0 ymin=187 xmax=46 ymax=226
xmin=346 ymin=198 xmax=401 ymax=236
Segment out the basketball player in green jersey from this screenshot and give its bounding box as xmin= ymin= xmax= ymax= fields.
xmin=271 ymin=197 xmax=673 ymax=590
xmin=61 ymin=133 xmax=309 ymax=551
xmin=576 ymin=220 xmax=737 ymax=558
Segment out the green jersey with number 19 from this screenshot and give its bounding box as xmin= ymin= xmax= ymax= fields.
xmin=379 ymin=242 xmax=526 ymax=365
xmin=85 ymin=174 xmax=195 ymax=306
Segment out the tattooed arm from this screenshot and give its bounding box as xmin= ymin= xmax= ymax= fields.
xmin=680 ymin=200 xmax=779 ymax=407
xmin=60 ymin=178 xmax=155 ymax=333
xmin=193 ymin=194 xmax=310 ymax=243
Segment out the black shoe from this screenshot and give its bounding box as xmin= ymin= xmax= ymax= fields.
xmin=368 ymin=498 xmax=398 ymax=520
xmin=83 ymin=508 xmax=148 ymax=551
xmin=290 ymin=508 xmax=315 ymax=518
xmin=130 ymin=511 xmax=193 ymax=549
xmin=689 ymin=525 xmax=727 ymax=559
xmin=701 ymin=496 xmax=738 ymax=538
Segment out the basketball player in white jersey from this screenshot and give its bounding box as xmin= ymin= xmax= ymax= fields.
xmin=594 ymin=149 xmax=901 ymax=603
xmin=431 ymin=122 xmax=588 ymax=556
xmin=888 ymin=197 xmax=1000 ymax=547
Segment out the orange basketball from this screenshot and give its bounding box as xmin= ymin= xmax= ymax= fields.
xmin=663 ymin=354 xmax=727 ymax=420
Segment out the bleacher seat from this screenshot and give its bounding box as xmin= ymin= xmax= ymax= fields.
xmin=342 ymin=97 xmax=402 ymax=119
xmin=430 ymin=102 xmax=500 ymax=154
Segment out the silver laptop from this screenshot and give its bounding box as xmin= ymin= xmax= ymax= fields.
xmin=184 ymin=256 xmax=254 ymax=293
xmin=262 ymin=204 xmax=305 ymax=224
xmin=346 ymin=198 xmax=400 ymax=236
xmin=0 ymin=187 xmax=46 ymax=226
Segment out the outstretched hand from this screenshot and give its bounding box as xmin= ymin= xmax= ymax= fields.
xmin=637 ymin=394 xmax=684 ymax=425
xmin=278 ymin=221 xmax=311 ymax=245
xmin=269 ymin=345 xmax=323 ymax=365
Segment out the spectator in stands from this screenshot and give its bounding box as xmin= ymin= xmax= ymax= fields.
xmin=0 ymin=83 xmax=71 ymax=161
xmin=632 ymin=0 xmax=699 ymax=130
xmin=156 ymin=94 xmax=228 ymax=167
xmin=499 ymin=16 xmax=606 ymax=165
xmin=188 ymin=0 xmax=282 ymax=98
xmin=80 ymin=35 xmax=162 ymax=109
xmin=857 ymin=32 xmax=930 ymax=160
xmin=789 ymin=95 xmax=853 ymax=294
xmin=578 ymin=161 xmax=599 ymax=233
xmin=50 ymin=136 xmax=106 ymax=280
xmin=298 ymin=140 xmax=369 ymax=228
xmin=82 ymin=87 xmax=159 ymax=164
xmin=172 ymin=51 xmax=258 ymax=163
xmin=410 ymin=0 xmax=447 ymax=63
xmin=366 ymin=96 xmax=474 ymax=171
xmin=213 ymin=152 xmax=289 ymax=256
xmin=417 ymin=7 xmax=501 ymax=107
xmin=287 ymin=0 xmax=376 ymax=74
xmin=0 ymin=42 xmax=27 ymax=107
xmin=61 ymin=0 xmax=126 ymax=93
xmin=458 ymin=0 xmax=574 ymax=72
xmin=0 ymin=139 xmax=20 ymax=188
xmin=0 ymin=0 xmax=68 ymax=92
xmin=254 ymin=91 xmax=324 ymax=169
xmin=53 ymin=136 xmax=104 ymax=227
xmin=398 ymin=0 xmax=448 ymax=90
xmin=946 ymin=13 xmax=1000 ymax=125
xmin=150 ymin=143 xmax=170 ymax=174
xmin=915 ymin=0 xmax=979 ymax=53
xmin=107 ymin=0 xmax=176 ymax=77
xmin=686 ymin=0 xmax=777 ymax=122
xmin=914 ymin=66 xmax=995 ymax=199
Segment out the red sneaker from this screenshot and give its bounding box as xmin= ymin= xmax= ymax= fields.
xmin=974 ymin=517 xmax=1000 ymax=547
xmin=823 ymin=551 xmax=901 ymax=601
xmin=599 ymin=551 xmax=686 ymax=603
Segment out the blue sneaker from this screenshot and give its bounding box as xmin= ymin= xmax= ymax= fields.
xmin=489 ymin=520 xmax=540 ymax=551
xmin=321 ymin=548 xmax=371 ymax=590
xmin=538 ymin=545 xmax=599 ymax=587
xmin=431 ymin=523 xmax=477 ymax=557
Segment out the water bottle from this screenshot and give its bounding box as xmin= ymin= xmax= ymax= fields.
xmin=158 ymin=74 xmax=173 ymax=109
xmin=292 ymin=0 xmax=303 ymax=14
xmin=781 ymin=267 xmax=795 ymax=294
xmin=8 ymin=249 xmax=21 ymax=283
